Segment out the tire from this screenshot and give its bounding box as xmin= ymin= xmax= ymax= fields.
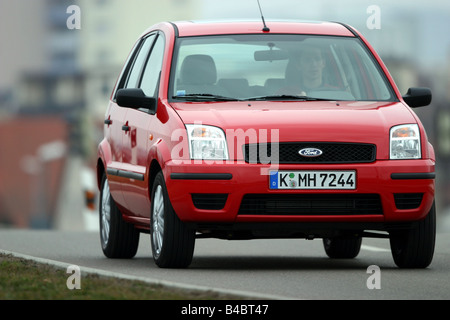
xmin=99 ymin=173 xmax=139 ymax=258
xmin=150 ymin=171 xmax=195 ymax=268
xmin=323 ymin=236 xmax=362 ymax=259
xmin=389 ymin=201 xmax=436 ymax=268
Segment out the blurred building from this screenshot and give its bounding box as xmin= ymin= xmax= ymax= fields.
xmin=0 ymin=0 xmax=201 ymax=229
xmin=0 ymin=118 xmax=68 ymax=228
xmin=0 ymin=0 xmax=77 ymax=228
xmin=0 ymin=2 xmax=47 ymax=95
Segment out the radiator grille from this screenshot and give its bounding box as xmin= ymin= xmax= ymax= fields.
xmin=244 ymin=142 xmax=376 ymax=164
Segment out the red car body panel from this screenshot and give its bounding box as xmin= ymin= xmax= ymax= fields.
xmin=97 ymin=21 xmax=435 ymax=233
xmin=171 ymin=21 xmax=355 ymax=37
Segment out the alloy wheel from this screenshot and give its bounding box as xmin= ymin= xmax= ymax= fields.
xmin=152 ymin=185 xmax=165 ymax=257
xmin=100 ymin=179 xmax=111 ymax=249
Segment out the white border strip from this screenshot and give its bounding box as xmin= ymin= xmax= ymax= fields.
xmin=0 ymin=249 xmax=293 ymax=300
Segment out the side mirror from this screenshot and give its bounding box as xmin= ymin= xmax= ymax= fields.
xmin=402 ymin=87 xmax=432 ymax=108
xmin=116 ymin=88 xmax=156 ymax=114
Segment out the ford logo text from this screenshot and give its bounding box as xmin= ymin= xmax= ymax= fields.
xmin=299 ymin=148 xmax=323 ymax=158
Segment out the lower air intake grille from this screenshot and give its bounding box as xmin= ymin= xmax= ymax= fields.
xmin=238 ymin=194 xmax=383 ymax=215
xmin=192 ymin=194 xmax=228 ymax=210
xmin=394 ymin=193 xmax=424 ymax=210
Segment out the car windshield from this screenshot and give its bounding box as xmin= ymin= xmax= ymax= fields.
xmin=170 ymin=34 xmax=395 ymax=102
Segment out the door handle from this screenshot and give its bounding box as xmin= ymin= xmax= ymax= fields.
xmin=104 ymin=119 xmax=112 ymax=125
xmin=122 ymin=125 xmax=130 ymax=132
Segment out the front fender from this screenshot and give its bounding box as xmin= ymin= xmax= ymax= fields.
xmin=427 ymin=142 xmax=435 ymax=162
xmin=148 ymin=138 xmax=173 ymax=176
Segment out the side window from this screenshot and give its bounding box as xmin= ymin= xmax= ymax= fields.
xmin=140 ymin=34 xmax=165 ymax=97
xmin=124 ymin=34 xmax=156 ymax=89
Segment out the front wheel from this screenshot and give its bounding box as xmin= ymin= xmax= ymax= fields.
xmin=150 ymin=171 xmax=195 ymax=268
xmin=389 ymin=201 xmax=436 ymax=268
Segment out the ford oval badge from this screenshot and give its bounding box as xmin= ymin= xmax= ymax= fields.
xmin=299 ymin=148 xmax=323 ymax=158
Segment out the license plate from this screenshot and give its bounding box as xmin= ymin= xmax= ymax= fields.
xmin=270 ymin=171 xmax=356 ymax=190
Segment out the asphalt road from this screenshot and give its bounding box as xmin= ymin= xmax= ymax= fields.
xmin=1 ymin=228 xmax=450 ymax=300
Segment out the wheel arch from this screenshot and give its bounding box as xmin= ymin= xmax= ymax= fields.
xmin=97 ymin=158 xmax=106 ymax=190
xmin=96 ymin=138 xmax=111 ymax=190
xmin=148 ymin=159 xmax=162 ymax=201
xmin=147 ymin=138 xmax=172 ymax=200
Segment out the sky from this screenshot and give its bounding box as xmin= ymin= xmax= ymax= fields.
xmin=200 ymin=0 xmax=450 ymax=69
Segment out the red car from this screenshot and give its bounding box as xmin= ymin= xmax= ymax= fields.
xmin=97 ymin=20 xmax=435 ymax=268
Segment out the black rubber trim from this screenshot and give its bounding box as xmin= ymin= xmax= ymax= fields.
xmin=106 ymin=168 xmax=118 ymax=176
xmin=170 ymin=173 xmax=233 ymax=180
xmin=168 ymin=21 xmax=179 ymax=38
xmin=391 ymin=172 xmax=435 ymax=180
xmin=330 ymin=21 xmax=359 ymax=37
xmin=107 ymin=168 xmax=145 ymax=181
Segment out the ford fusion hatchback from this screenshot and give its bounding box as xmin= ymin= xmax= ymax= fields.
xmin=97 ymin=20 xmax=435 ymax=268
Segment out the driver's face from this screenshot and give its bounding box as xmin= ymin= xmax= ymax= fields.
xmin=296 ymin=47 xmax=325 ymax=81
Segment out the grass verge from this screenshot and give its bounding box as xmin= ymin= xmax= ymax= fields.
xmin=0 ymin=254 xmax=243 ymax=300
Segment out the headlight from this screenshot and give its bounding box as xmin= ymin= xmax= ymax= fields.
xmin=186 ymin=124 xmax=229 ymax=160
xmin=390 ymin=124 xmax=421 ymax=159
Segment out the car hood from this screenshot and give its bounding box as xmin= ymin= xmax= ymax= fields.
xmin=170 ymin=100 xmax=417 ymax=158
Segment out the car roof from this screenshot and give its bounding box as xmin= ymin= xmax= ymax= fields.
xmin=170 ymin=20 xmax=356 ymax=37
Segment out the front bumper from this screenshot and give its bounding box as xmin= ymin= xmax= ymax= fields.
xmin=164 ymin=159 xmax=435 ymax=225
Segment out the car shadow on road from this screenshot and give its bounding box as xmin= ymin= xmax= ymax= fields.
xmin=188 ymin=255 xmax=397 ymax=271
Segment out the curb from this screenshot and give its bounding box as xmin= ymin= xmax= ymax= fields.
xmin=0 ymin=249 xmax=291 ymax=300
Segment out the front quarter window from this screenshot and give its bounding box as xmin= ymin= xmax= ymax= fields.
xmin=140 ymin=34 xmax=165 ymax=97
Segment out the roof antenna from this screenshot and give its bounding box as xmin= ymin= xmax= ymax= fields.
xmin=257 ymin=0 xmax=270 ymax=32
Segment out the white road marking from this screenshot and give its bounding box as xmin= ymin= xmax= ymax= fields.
xmin=361 ymin=245 xmax=390 ymax=252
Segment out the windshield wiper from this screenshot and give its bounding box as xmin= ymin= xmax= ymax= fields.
xmin=245 ymin=95 xmax=337 ymax=101
xmin=172 ymin=94 xmax=240 ymax=101
xmin=172 ymin=93 xmax=338 ymax=102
